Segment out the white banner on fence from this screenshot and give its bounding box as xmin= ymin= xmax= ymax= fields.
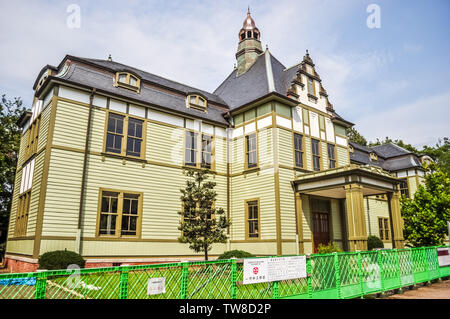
xmin=147 ymin=277 xmax=166 ymax=295
xmin=437 ymin=247 xmax=450 ymax=267
xmin=243 ymin=256 xmax=307 ymax=285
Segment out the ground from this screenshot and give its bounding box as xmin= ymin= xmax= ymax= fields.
xmin=384 ymin=280 xmax=450 ymax=299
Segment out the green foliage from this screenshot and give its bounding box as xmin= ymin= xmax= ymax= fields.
xmin=422 ymin=137 xmax=450 ymax=175
xmin=38 ymin=249 xmax=86 ymax=270
xmin=178 ymin=169 xmax=231 ymax=260
xmin=346 ymin=127 xmax=367 ymax=146
xmin=316 ymin=243 xmax=342 ymax=254
xmin=0 ymin=95 xmax=26 ymax=244
xmin=217 ymin=250 xmax=255 ymax=260
xmin=367 ymin=235 xmax=384 ymax=250
xmin=401 ymin=163 xmax=450 ymax=247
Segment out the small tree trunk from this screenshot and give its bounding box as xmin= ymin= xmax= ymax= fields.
xmin=204 ymin=245 xmax=208 ymax=261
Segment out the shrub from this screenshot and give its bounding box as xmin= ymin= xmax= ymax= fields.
xmin=217 ymin=250 xmax=255 ymax=260
xmin=38 ymin=249 xmax=85 ymax=270
xmin=367 ymin=235 xmax=384 ymax=250
xmin=316 ymin=243 xmax=342 ymax=254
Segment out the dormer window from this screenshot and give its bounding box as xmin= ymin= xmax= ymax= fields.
xmin=114 ymin=72 xmax=140 ymax=93
xmin=370 ymin=152 xmax=378 ymax=161
xmin=187 ymin=94 xmax=207 ymax=112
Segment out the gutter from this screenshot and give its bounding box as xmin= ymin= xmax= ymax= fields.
xmin=75 ymin=88 xmax=96 ymax=253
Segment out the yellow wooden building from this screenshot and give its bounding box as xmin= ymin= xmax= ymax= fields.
xmin=5 ymin=11 xmax=429 ymax=272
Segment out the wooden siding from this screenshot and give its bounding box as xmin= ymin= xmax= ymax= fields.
xmin=364 ymin=197 xmax=390 ymax=239
xmin=336 ymin=145 xmax=349 ymax=167
xmin=277 ymin=128 xmax=293 ymax=167
xmin=37 ymin=102 xmax=52 ymax=152
xmin=258 ymin=127 xmax=273 ymax=167
xmin=279 ymin=168 xmax=296 ymax=241
xmin=147 ymin=121 xmax=184 ymax=165
xmin=304 ymin=137 xmax=313 ymax=171
xmin=7 ymin=169 xmax=22 ymax=238
xmin=26 ymin=151 xmax=45 ymax=236
xmin=5 ymin=239 xmax=34 ymax=256
xmin=52 ymin=99 xmax=89 ymax=150
xmin=42 ymin=148 xmax=84 ymax=237
xmin=321 ymin=142 xmax=329 ymax=170
xmin=230 ymin=168 xmax=276 ymax=240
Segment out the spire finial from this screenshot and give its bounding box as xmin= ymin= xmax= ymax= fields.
xmin=108 ymin=54 xmax=112 ymax=62
xmin=248 ymin=5 xmax=250 ymax=14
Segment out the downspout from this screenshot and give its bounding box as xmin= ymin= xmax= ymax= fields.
xmin=225 ymin=111 xmax=232 ymax=251
xmin=75 ymin=88 xmax=96 ymax=254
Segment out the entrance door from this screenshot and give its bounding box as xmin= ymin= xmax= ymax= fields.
xmin=311 ymin=199 xmax=331 ymax=253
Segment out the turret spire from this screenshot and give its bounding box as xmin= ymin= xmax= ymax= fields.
xmin=236 ymin=9 xmax=263 ymax=75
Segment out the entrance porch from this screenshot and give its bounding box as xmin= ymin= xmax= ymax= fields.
xmin=292 ymin=165 xmax=404 ymax=253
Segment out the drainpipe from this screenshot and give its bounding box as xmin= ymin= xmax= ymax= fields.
xmin=225 ymin=111 xmax=232 ymax=251
xmin=75 ymin=88 xmax=96 ymax=254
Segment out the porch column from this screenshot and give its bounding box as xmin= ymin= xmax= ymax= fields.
xmin=344 ymin=184 xmax=368 ymax=251
xmin=294 ymin=192 xmax=304 ymax=254
xmin=388 ymin=190 xmax=405 ymax=248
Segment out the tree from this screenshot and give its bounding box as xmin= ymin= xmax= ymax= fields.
xmin=401 ymin=163 xmax=450 ymax=247
xmin=346 ymin=127 xmax=367 ymax=146
xmin=178 ymin=169 xmax=231 ymax=260
xmin=422 ymin=137 xmax=450 ymax=175
xmin=0 ymin=95 xmax=26 ymax=246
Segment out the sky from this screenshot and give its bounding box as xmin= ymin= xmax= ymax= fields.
xmin=0 ymin=0 xmax=449 ymax=148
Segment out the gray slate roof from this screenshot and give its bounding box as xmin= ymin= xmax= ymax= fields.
xmin=349 ymin=141 xmax=422 ymax=172
xmin=213 ymin=50 xmax=301 ymax=110
xmin=58 ymin=62 xmax=229 ymax=125
xmin=77 ymin=57 xmax=227 ymax=106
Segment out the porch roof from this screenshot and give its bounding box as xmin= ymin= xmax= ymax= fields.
xmin=291 ymin=164 xmax=400 ymax=199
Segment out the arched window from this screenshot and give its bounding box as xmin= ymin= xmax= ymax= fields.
xmin=114 ymin=72 xmax=141 ymax=93
xmin=187 ymin=94 xmax=207 ymax=111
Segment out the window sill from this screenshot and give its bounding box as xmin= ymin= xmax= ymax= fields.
xmin=182 ymin=165 xmax=217 ymax=174
xmin=244 ymin=167 xmax=260 ymax=174
xmin=294 ymin=167 xmax=310 ymax=173
xmin=101 ymin=152 xmax=146 ymax=163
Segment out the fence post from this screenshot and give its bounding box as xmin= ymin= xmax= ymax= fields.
xmin=306 ymin=255 xmax=313 ymax=299
xmin=333 ymin=252 xmax=342 ymax=299
xmin=357 ymin=252 xmax=364 ymax=298
xmin=34 ymin=271 xmax=47 ymax=299
xmin=180 ymin=261 xmax=189 ymax=299
xmin=423 ymin=247 xmax=431 ymax=285
xmin=230 ymin=259 xmax=237 ymax=299
xmin=119 ymin=266 xmax=129 ymax=299
xmin=394 ymin=249 xmax=401 ymax=290
xmin=377 ymin=250 xmax=385 ymax=294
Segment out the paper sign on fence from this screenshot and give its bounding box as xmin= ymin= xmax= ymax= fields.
xmin=147 ymin=277 xmax=165 ymax=295
xmin=243 ymin=256 xmax=307 ymax=285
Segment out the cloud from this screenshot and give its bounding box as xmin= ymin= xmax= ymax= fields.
xmin=353 ymin=92 xmax=450 ymax=147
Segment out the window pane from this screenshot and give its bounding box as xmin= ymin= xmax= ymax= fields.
xmin=123 ymin=198 xmax=130 ymax=214
xmin=118 ymin=74 xmax=127 ymax=83
xmin=129 ymin=76 xmax=137 ymax=86
xmin=99 ymin=214 xmax=116 ymax=235
xmin=106 ymin=134 xmax=122 ymax=153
